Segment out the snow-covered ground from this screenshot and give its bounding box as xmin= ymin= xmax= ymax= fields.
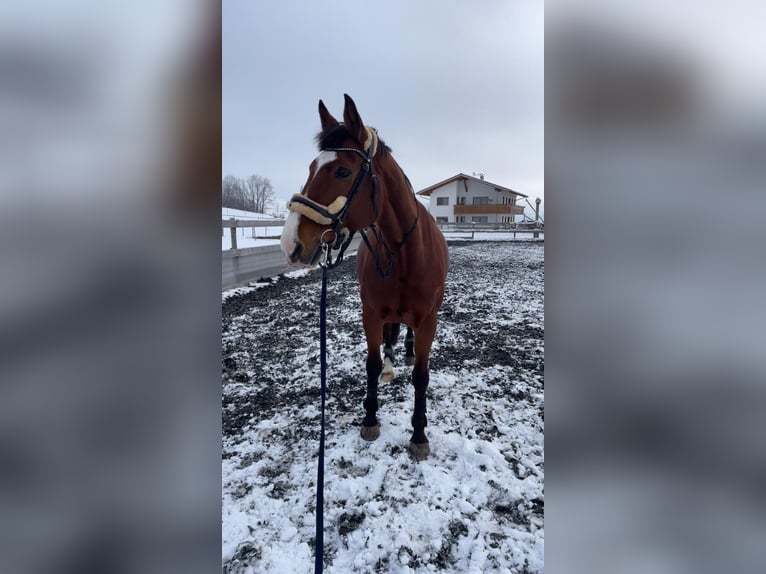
xmin=222 ymin=241 xmax=544 ymax=573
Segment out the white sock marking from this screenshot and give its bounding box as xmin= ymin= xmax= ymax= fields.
xmin=382 ymin=357 xmax=394 ymax=379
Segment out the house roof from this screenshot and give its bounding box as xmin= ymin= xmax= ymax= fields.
xmin=415 ymin=173 xmax=528 ymax=198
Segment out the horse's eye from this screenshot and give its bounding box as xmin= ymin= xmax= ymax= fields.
xmin=334 ymin=167 xmax=352 ymax=179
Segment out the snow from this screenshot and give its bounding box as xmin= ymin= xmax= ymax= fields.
xmin=222 ymin=242 xmax=544 ymax=573
xmin=223 ymin=207 xmax=282 ymax=221
xmin=222 ymin=208 xmax=284 ymax=249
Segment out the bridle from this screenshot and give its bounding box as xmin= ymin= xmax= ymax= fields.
xmin=286 ymin=126 xmax=379 ymax=269
xmin=286 ymin=126 xmax=419 ymax=276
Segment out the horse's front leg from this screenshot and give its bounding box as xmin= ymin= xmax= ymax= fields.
xmin=410 ymin=315 xmax=437 ymax=460
xmin=361 ymin=311 xmax=383 ymax=441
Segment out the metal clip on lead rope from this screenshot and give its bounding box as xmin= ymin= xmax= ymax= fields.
xmin=319 ymin=230 xmax=333 ymax=268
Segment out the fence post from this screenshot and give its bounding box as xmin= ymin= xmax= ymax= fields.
xmin=533 ymin=198 xmax=541 ymax=239
xmin=229 ymin=218 xmax=237 ymax=250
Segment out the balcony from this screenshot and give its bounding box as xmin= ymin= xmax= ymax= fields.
xmin=454 ymin=204 xmax=524 ymax=215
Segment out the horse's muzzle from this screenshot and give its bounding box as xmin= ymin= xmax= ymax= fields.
xmin=286 ymin=242 xmax=320 ymax=269
xmin=280 ymin=211 xmax=324 ymax=268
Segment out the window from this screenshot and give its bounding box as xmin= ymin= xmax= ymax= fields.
xmin=436 ymin=197 xmax=449 ymax=206
xmin=472 ymin=216 xmax=488 ymax=224
xmin=457 ymin=196 xmax=466 ymax=205
xmin=435 ymin=216 xmax=448 ymax=224
xmin=472 ymin=196 xmax=489 ymax=205
xmin=456 ymin=216 xmax=465 ymax=223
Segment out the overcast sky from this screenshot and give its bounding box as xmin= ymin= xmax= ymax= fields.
xmin=223 ymin=0 xmax=543 ymax=215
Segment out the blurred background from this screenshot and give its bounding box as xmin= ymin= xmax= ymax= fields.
xmin=0 ymin=1 xmax=221 ymax=573
xmin=547 ymin=1 xmax=766 ymax=573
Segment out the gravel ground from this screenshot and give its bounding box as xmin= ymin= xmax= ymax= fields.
xmin=222 ymin=240 xmax=544 ymax=573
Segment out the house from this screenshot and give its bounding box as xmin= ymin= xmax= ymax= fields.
xmin=416 ymin=173 xmax=526 ymax=225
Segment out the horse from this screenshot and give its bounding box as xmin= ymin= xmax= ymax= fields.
xmin=280 ymin=94 xmax=448 ymax=460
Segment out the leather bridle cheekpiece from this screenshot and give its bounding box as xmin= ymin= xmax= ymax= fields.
xmin=286 ymin=126 xmax=380 ymax=268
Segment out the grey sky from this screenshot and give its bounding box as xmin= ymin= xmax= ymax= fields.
xmin=223 ymin=0 xmax=543 ymax=215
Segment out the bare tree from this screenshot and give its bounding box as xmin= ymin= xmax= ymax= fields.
xmin=222 ymin=175 xmax=247 ymax=210
xmin=223 ymin=174 xmax=274 ymax=213
xmin=244 ymin=175 xmax=274 ymax=214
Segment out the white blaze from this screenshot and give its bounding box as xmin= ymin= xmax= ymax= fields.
xmin=311 ymin=150 xmax=337 ymax=182
xmin=281 ymin=150 xmax=337 ymax=263
xmin=315 ymin=150 xmax=338 ymax=171
xmin=280 ymin=211 xmax=301 ymax=259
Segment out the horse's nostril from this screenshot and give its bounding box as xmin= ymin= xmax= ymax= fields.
xmin=290 ymin=244 xmax=302 ymax=262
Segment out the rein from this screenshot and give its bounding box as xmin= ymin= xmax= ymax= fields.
xmin=314 ymin=242 xmax=330 ymax=574
xmin=360 ymin=203 xmax=419 ymax=278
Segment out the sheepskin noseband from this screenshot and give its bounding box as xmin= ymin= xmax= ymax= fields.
xmin=285 ymin=195 xmax=347 ymax=226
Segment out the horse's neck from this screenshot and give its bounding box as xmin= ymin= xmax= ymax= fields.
xmin=375 ymin=159 xmax=418 ymax=245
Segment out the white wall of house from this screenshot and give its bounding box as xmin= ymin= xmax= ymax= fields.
xmin=428 ymin=181 xmax=459 ymax=222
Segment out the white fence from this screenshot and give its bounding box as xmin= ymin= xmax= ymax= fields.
xmin=438 ymin=221 xmax=544 ymax=239
xmin=222 ymin=219 xmax=364 ymax=290
xmin=221 ymin=218 xmax=542 ymax=290
xmin=222 ymin=217 xmax=285 ymax=250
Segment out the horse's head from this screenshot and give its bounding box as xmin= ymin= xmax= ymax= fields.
xmin=280 ymin=94 xmax=382 ymax=268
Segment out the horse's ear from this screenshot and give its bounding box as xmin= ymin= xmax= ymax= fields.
xmin=343 ymin=94 xmax=366 ymax=144
xmin=318 ymin=99 xmax=338 ymax=131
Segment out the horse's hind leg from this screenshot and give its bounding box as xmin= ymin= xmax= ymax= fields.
xmin=404 ymin=327 xmax=415 ymax=366
xmin=409 ymin=315 xmax=437 ymax=460
xmin=381 ymin=322 xmax=401 ymax=382
xmin=361 ymin=312 xmax=383 ymax=441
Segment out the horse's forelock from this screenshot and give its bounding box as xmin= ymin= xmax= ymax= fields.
xmin=315 ymin=124 xmax=351 ymax=151
xmin=314 ymin=124 xmax=391 ymax=155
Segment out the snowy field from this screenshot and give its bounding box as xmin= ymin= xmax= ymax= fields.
xmin=222 ymin=241 xmax=544 ymax=573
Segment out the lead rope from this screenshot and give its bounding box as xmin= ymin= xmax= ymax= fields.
xmin=315 ymin=242 xmax=330 ymax=574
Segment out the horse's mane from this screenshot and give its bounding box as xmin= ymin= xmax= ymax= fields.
xmin=315 ymin=124 xmax=391 ymax=157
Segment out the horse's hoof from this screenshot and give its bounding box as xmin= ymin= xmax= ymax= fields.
xmin=408 ymin=441 xmax=430 ymax=461
xmin=360 ymin=424 xmax=380 ymax=441
xmin=404 ymin=356 xmax=415 ymax=366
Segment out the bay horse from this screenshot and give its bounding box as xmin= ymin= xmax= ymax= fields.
xmin=280 ymin=94 xmax=448 ymax=460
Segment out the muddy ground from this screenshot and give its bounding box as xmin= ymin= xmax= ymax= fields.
xmin=222 ymin=241 xmax=544 ymax=573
